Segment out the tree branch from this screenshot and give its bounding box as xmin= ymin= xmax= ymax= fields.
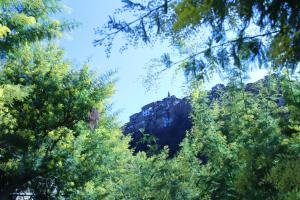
xmin=171 ymin=30 xmax=280 ymax=68
xmin=94 ymin=0 xmax=173 ymax=46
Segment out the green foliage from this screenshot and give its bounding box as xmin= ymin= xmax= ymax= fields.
xmin=1 ymin=0 xmax=300 ymax=199
xmin=93 ymin=1 xmax=300 ymax=197
xmin=186 ymin=75 xmax=300 ymax=199
xmin=0 ymin=43 xmax=119 ymax=198
xmin=94 ymin=0 xmax=173 ymax=55
xmin=100 ymin=0 xmax=300 ymax=116
xmin=0 ymin=0 xmax=76 ymax=55
xmin=98 ymin=0 xmax=300 ymax=78
xmin=133 ymin=130 xmax=160 ymax=156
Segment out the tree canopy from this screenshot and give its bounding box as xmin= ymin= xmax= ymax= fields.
xmin=0 ymin=0 xmax=299 ymax=199
xmin=0 ymin=43 xmax=119 ymax=198
xmin=0 ymin=0 xmax=75 ymax=55
xmin=0 ymin=0 xmax=128 ymax=198
xmin=96 ymin=0 xmax=300 ymax=79
xmin=95 ymin=1 xmax=300 ymax=199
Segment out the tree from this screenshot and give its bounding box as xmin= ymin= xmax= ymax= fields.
xmin=0 ymin=0 xmax=75 ymax=56
xmin=96 ymin=0 xmax=300 ymax=78
xmin=0 ymin=1 xmax=149 ymax=199
xmin=0 ymin=43 xmax=122 ymax=199
xmin=1 ymin=1 xmax=299 ymax=199
xmin=96 ymin=2 xmax=300 ymax=199
xmin=183 ymin=75 xmax=300 ymax=199
xmin=0 ymin=0 xmax=77 ymax=198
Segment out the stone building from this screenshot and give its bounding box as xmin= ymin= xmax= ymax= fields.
xmin=123 ymin=94 xmax=192 ymax=156
xmin=123 ymin=75 xmax=284 ymax=156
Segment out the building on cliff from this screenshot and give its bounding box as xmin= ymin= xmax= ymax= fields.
xmin=123 ymin=75 xmax=285 ymax=156
xmin=123 ymin=94 xmax=192 ymax=156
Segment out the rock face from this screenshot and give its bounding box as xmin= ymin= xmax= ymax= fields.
xmin=123 ymin=75 xmax=284 ymax=156
xmin=123 ymin=85 xmax=237 ymax=155
xmin=123 ymin=95 xmax=192 ymax=156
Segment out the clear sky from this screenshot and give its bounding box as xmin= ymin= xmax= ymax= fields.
xmin=59 ymin=1 xmax=267 ymax=123
xmin=58 ymin=0 xmax=189 ymax=123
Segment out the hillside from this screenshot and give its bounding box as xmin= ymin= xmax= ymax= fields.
xmin=123 ymin=76 xmax=285 ymax=155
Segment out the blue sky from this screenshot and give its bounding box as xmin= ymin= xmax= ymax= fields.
xmin=59 ymin=0 xmax=189 ymax=123
xmin=59 ymin=1 xmax=267 ymax=123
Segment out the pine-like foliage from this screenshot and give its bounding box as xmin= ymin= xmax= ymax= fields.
xmin=184 ymin=75 xmax=300 ymax=199
xmin=1 ymin=1 xmax=300 ymax=199
xmin=98 ymin=0 xmax=300 ymax=78
xmin=0 ymin=43 xmax=124 ymax=199
xmin=0 ymin=0 xmax=76 ymax=55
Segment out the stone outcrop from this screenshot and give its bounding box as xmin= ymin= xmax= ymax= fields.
xmin=123 ymin=75 xmax=284 ymax=156
xmin=123 ymin=94 xmax=192 ymax=156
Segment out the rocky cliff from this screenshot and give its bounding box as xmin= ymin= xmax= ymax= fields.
xmin=123 ymin=94 xmax=192 ymax=156
xmin=123 ymin=76 xmax=284 ymax=156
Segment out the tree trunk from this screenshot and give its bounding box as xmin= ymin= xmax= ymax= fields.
xmin=0 ymin=173 xmax=34 ymax=200
xmin=0 ymin=185 xmax=14 ymax=200
xmin=0 ymin=193 xmax=10 ymax=200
